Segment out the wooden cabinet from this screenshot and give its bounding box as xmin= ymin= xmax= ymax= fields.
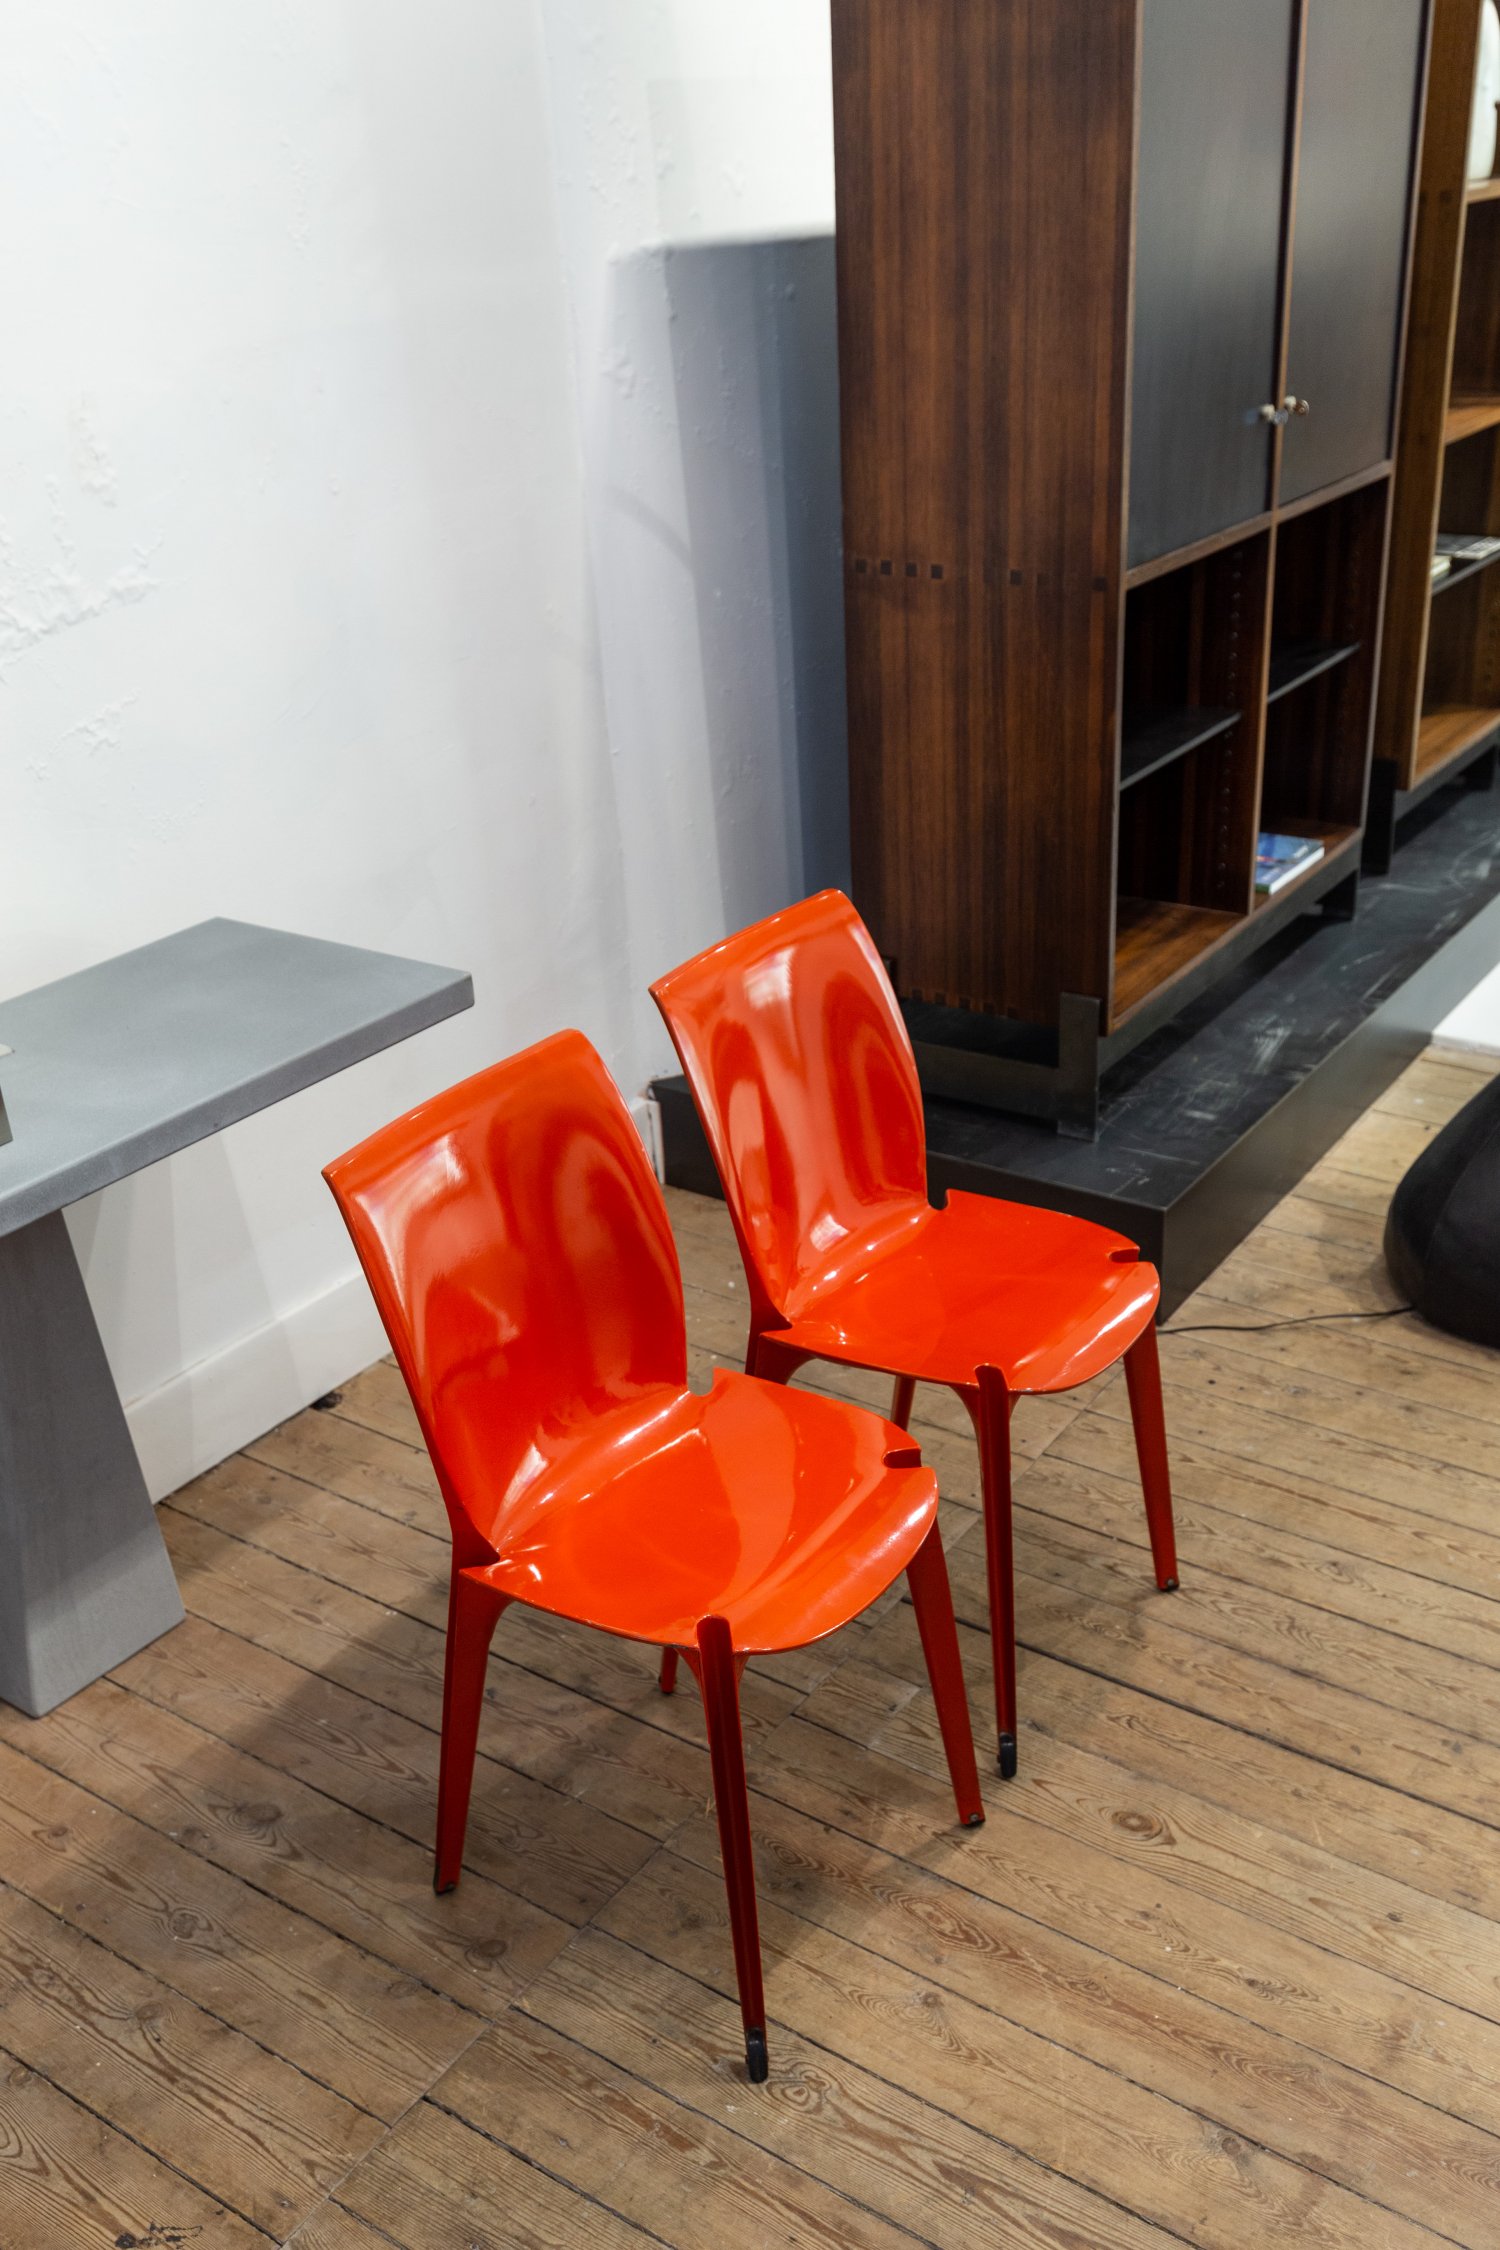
xmin=832 ymin=0 xmax=1429 ymax=1128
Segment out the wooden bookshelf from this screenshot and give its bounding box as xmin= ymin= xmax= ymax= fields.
xmin=1374 ymin=0 xmax=1500 ymax=863
xmin=834 ymin=0 xmax=1427 ymax=1123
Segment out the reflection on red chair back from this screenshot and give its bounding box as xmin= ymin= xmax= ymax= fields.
xmin=652 ymin=891 xmax=927 ymax=1328
xmin=324 ymin=1031 xmax=685 ymax=1565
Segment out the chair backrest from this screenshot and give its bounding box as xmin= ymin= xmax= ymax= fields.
xmin=324 ymin=1030 xmax=686 ymax=1563
xmin=651 ymin=891 xmax=927 ymax=1326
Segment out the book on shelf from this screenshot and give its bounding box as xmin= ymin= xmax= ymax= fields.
xmin=1255 ymin=832 xmax=1325 ymax=897
xmin=1435 ymin=532 xmax=1500 ymax=563
xmin=1432 ymin=553 xmax=1453 ymax=583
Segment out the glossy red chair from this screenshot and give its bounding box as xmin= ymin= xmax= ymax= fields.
xmin=323 ymin=1029 xmax=983 ymax=2082
xmin=652 ymin=891 xmax=1179 ymax=1778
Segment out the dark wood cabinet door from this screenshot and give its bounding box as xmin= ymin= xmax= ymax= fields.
xmin=1279 ymin=0 xmax=1426 ymax=506
xmin=1128 ymin=0 xmax=1295 ymax=568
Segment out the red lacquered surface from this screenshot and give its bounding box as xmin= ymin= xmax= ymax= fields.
xmin=653 ymin=892 xmax=1180 ymax=1773
xmin=324 ymin=1028 xmax=982 ymax=2077
xmin=651 ymin=891 xmax=1159 ymax=1392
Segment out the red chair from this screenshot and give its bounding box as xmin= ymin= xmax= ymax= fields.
xmin=324 ymin=1029 xmax=982 ymax=2082
xmin=652 ymin=891 xmax=1178 ymax=1779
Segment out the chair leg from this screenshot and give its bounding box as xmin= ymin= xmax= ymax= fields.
xmin=906 ymin=1525 xmax=984 ymax=1827
xmin=973 ymin=1370 xmax=1019 ymax=1779
xmin=434 ymin=1567 xmax=509 ymax=1895
xmin=1124 ymin=1323 xmax=1180 ymax=1592
xmin=659 ymin=1647 xmax=680 ymax=1694
xmin=695 ymin=1614 xmax=768 ymax=2083
xmin=890 ymin=1374 xmax=916 ymax=1429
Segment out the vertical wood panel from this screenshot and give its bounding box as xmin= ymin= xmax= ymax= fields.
xmin=834 ymin=0 xmax=1136 ymax=1022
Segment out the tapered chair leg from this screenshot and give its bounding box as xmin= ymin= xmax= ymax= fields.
xmin=1123 ymin=1323 xmax=1179 ymax=1592
xmin=659 ymin=1647 xmax=680 ymax=1694
xmin=972 ymin=1369 xmax=1019 ymax=1779
xmin=906 ymin=1525 xmax=984 ymax=1827
xmin=434 ymin=1568 xmax=509 ymax=1894
xmin=695 ymin=1614 xmax=768 ymax=2083
xmin=890 ymin=1374 xmax=916 ymax=1429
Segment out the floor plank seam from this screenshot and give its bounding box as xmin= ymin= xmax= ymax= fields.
xmin=278 ymin=2016 xmax=493 ymax=2250
xmin=0 ymin=1722 xmax=494 ymax=2074
xmin=0 ymin=2030 xmax=282 ymax=2244
xmin=554 ymin=1924 xmax=1206 ymax=2250
xmin=780 ymin=1692 xmax=1500 ymax=2023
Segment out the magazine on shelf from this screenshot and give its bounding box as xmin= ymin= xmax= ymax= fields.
xmin=1435 ymin=532 xmax=1500 ymax=563
xmin=1255 ymin=832 xmax=1325 ymax=897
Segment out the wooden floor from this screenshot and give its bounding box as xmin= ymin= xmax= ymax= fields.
xmin=4 ymin=1049 xmax=1500 ymax=2248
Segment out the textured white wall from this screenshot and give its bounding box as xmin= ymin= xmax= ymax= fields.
xmin=4 ymin=3 xmax=848 ymax=1496
xmin=4 ymin=4 xmax=629 ymax=1491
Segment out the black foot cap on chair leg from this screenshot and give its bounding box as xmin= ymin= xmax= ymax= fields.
xmin=1161 ymin=1576 xmax=1180 ymax=1593
xmin=997 ymin=1733 xmax=1018 ymax=1780
xmin=744 ymin=2027 xmax=769 ymax=2084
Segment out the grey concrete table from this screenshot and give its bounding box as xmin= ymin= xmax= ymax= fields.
xmin=0 ymin=919 xmax=473 ymax=1715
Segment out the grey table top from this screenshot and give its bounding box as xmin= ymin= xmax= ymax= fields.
xmin=0 ymin=919 xmax=473 ymax=1237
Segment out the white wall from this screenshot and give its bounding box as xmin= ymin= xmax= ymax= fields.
xmin=538 ymin=0 xmax=849 ymax=1074
xmin=4 ymin=3 xmax=847 ymax=1496
xmin=1435 ymin=961 xmax=1500 ymax=1053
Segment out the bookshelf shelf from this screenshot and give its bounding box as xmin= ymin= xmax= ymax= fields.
xmin=1415 ymin=702 xmax=1500 ymax=780
xmin=1445 ymin=397 xmax=1500 ymax=444
xmin=1112 ymin=901 xmax=1242 ymax=1022
xmin=1429 ymin=540 xmax=1500 ymax=596
xmin=1251 ymin=823 xmax=1360 ymax=911
xmin=1119 ymin=705 xmax=1240 ymax=790
xmin=1265 ymin=639 xmax=1361 ymax=703
xmin=1467 ymin=175 xmax=1500 ymax=200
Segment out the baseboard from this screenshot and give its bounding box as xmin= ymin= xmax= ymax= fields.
xmin=125 ymin=1267 xmax=388 ymax=1502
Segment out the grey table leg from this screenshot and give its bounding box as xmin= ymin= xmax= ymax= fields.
xmin=0 ymin=1211 xmax=184 ymax=1715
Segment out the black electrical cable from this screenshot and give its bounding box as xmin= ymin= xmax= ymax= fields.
xmin=1164 ymin=1305 xmax=1414 ymax=1336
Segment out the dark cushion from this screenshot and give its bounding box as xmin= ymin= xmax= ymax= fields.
xmin=1385 ymin=1069 xmax=1500 ymax=1348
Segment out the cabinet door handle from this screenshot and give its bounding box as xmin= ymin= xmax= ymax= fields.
xmin=1283 ymin=395 xmax=1312 ymax=417
xmin=1257 ymin=402 xmax=1290 ymax=426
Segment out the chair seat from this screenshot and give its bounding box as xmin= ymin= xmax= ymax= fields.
xmin=467 ymin=1367 xmax=937 ymax=1653
xmin=777 ymin=1188 xmax=1160 ymax=1395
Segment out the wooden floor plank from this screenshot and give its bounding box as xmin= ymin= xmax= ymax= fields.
xmin=111 ymin=1613 xmax=655 ymax=1924
xmin=742 ymin=1700 xmax=1500 ymax=2130
xmin=0 ymin=1676 xmax=571 ymax=2019
xmin=330 ymin=2096 xmax=653 ymax=2248
xmin=656 ymin=1794 xmax=1500 ymax=2242
xmin=0 ymin=2047 xmax=268 ymax=2249
xmin=1043 ymin=1415 xmax=1500 ymax=1619
xmin=3 ymin=1043 xmax=1499 ymax=2247
xmin=0 ymin=1880 xmax=374 ymax=2236
xmin=524 ymin=1926 xmax=1181 ymax=2250
xmin=430 ymin=2008 xmax=936 ymax=2249
xmin=0 ymin=1736 xmax=472 ymax=2121
xmin=593 ymin=1856 xmax=1450 ymax=2250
